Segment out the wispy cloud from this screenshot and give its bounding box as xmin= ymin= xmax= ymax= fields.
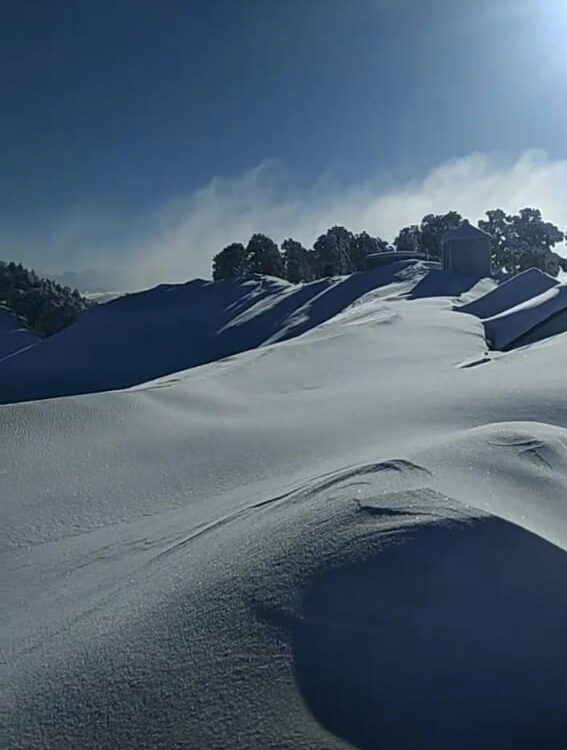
xmin=22 ymin=149 xmax=567 ymax=290
xmin=126 ymin=149 xmax=567 ymax=288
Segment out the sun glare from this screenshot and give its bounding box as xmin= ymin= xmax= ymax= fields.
xmin=522 ymin=0 xmax=567 ymax=75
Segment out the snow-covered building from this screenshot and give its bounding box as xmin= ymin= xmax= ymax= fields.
xmin=484 ymin=283 xmax=567 ymax=350
xmin=456 ymin=268 xmax=559 ymax=320
xmin=442 ymin=221 xmax=492 ymax=277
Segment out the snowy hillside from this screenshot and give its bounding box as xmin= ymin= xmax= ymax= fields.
xmin=0 ymin=260 xmax=471 ymax=404
xmin=0 ymin=306 xmax=39 ymax=361
xmin=3 ymin=262 xmax=567 ymax=750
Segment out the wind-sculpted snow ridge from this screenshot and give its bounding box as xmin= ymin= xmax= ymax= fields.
xmin=0 ymin=261 xmax=485 ymax=404
xmin=4 ymin=421 xmax=567 ymax=750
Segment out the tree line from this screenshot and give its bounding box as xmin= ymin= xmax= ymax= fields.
xmin=0 ymin=261 xmax=92 ymax=336
xmin=212 ymin=208 xmax=566 ymax=283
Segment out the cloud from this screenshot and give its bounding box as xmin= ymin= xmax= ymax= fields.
xmin=126 ymin=149 xmax=567 ymax=288
xmin=25 ymin=149 xmax=566 ymax=290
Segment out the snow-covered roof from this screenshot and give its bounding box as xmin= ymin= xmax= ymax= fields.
xmin=443 ymin=220 xmax=493 ymax=243
xmin=484 ymin=282 xmax=567 ymax=350
xmin=457 ymin=268 xmax=559 ymax=320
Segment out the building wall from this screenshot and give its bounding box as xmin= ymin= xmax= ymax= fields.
xmin=443 ymin=238 xmax=492 ymax=277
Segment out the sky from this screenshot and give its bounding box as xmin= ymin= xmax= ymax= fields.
xmin=2 ymin=0 xmax=566 ymax=289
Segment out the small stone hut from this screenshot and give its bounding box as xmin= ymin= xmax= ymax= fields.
xmin=442 ymin=221 xmax=493 ymax=277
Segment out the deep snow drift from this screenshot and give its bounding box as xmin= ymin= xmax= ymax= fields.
xmin=3 ymin=263 xmax=567 ymax=750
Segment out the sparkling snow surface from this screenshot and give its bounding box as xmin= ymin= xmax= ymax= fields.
xmin=2 ymin=263 xmax=567 ymax=749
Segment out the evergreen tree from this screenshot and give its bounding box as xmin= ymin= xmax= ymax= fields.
xmin=479 ymin=208 xmax=564 ymax=274
xmin=393 ymin=225 xmax=424 ymax=254
xmin=281 ymin=239 xmax=315 ymax=283
xmin=350 ymin=232 xmax=389 ymax=271
xmin=313 ymin=226 xmax=354 ymax=277
xmin=0 ymin=260 xmax=91 ymax=336
xmin=420 ymin=212 xmax=464 ymax=261
xmin=212 ymin=242 xmax=248 ymax=280
xmin=246 ymin=234 xmax=284 ymax=277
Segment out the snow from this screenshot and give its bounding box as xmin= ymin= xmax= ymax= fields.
xmin=456 ymin=267 xmax=559 ymax=319
xmin=454 ymin=268 xmax=567 ymax=350
xmin=84 ymin=291 xmax=127 ymax=303
xmin=3 ymin=262 xmax=567 ymax=749
xmin=0 ymin=261 xmax=437 ymax=405
xmin=0 ymin=307 xmax=39 ymax=361
xmin=484 ymin=282 xmax=567 ymax=350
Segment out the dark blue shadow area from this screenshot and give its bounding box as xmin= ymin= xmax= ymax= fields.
xmin=406 ymin=269 xmax=480 ymax=300
xmin=455 ymin=269 xmax=558 ymax=320
xmin=292 ymin=518 xmax=567 ymax=750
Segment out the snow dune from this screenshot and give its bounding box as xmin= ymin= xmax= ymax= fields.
xmin=3 ymin=262 xmax=567 ymax=749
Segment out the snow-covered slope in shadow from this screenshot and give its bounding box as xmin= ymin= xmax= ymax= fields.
xmin=0 ymin=261 xmax=484 ymax=404
xmin=0 ymin=307 xmax=39 ymax=361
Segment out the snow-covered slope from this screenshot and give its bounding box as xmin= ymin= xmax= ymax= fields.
xmin=0 ymin=261 xmax=463 ymax=405
xmin=0 ymin=306 xmax=39 ymax=361
xmin=3 ymin=266 xmax=567 ymax=750
xmin=484 ymin=282 xmax=567 ymax=350
xmin=84 ymin=291 xmax=127 ymax=303
xmin=456 ymin=267 xmax=559 ymax=318
xmin=455 ymin=267 xmax=567 ymax=350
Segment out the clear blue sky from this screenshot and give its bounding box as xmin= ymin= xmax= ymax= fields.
xmin=2 ymin=0 xmax=566 ymax=282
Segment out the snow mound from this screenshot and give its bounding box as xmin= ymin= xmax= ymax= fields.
xmin=456 ymin=268 xmax=559 ymax=320
xmin=0 ymin=261 xmax=479 ymax=404
xmin=484 ymin=283 xmax=567 ymax=350
xmin=4 ymin=424 xmax=567 ymax=749
xmin=0 ymin=306 xmax=39 ymax=361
